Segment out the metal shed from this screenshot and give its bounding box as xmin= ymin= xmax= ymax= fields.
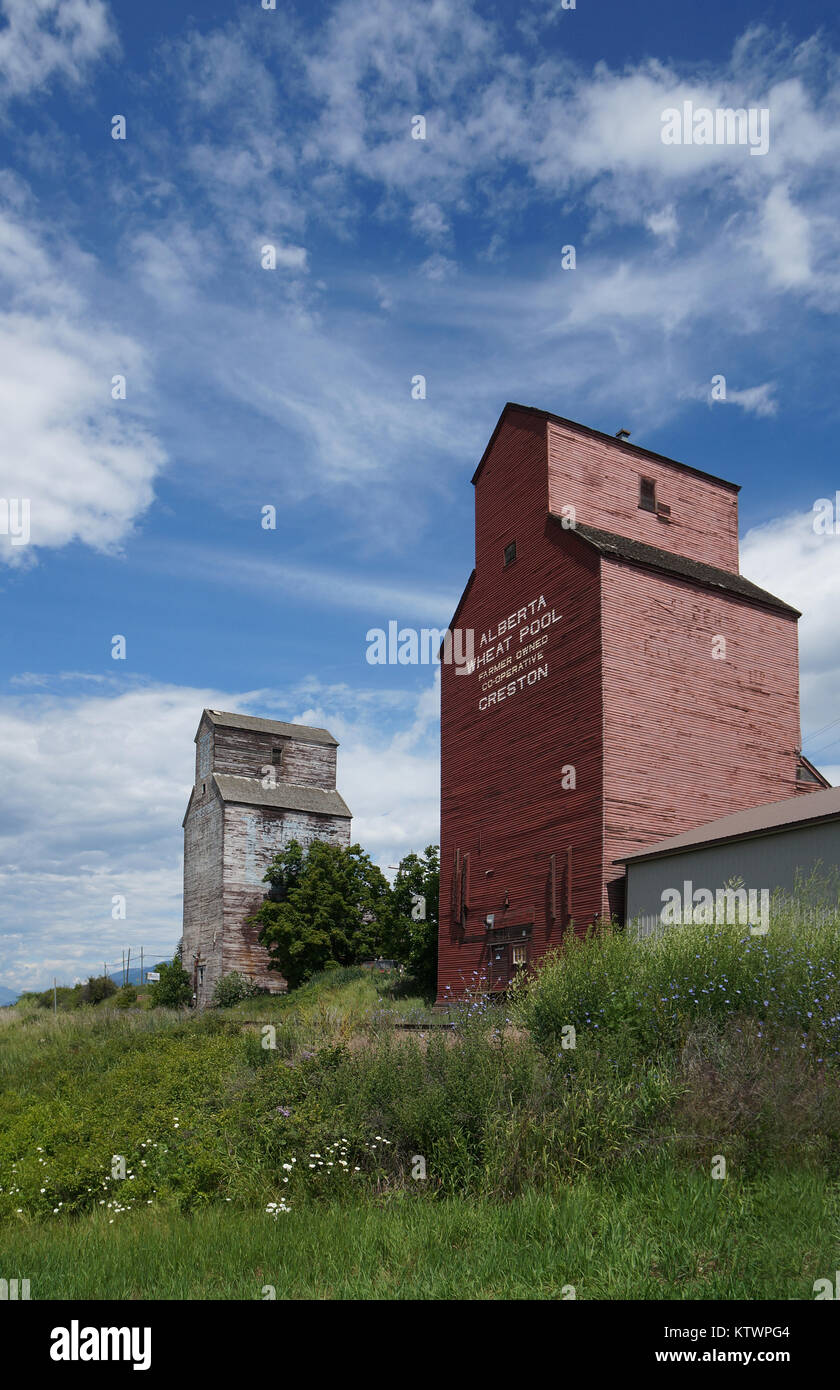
xmin=615 ymin=785 xmax=840 ymax=938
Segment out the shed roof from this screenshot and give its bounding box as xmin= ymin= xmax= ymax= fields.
xmin=554 ymin=519 xmax=800 ymax=616
xmin=199 ymin=709 xmax=338 ymax=746
xmin=213 ymin=773 xmax=352 ymax=819
xmin=615 ymin=785 xmax=840 ymax=865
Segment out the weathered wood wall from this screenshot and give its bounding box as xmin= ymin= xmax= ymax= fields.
xmin=222 ymin=803 xmax=351 ymax=992
xmin=183 ymin=713 xmax=350 ymax=1003
xmin=601 ymin=560 xmax=801 ymax=913
xmin=438 ymin=405 xmax=806 ymax=1001
xmin=439 ymin=409 xmax=605 ymax=1002
xmin=546 ymin=419 xmax=740 ymax=572
xmin=181 ymin=788 xmax=224 ymax=1003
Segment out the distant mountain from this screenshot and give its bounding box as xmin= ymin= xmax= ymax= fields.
xmin=0 ymin=960 xmax=176 ymax=1002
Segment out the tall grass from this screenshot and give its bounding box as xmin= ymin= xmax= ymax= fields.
xmin=2 ymin=1166 xmax=836 ymax=1300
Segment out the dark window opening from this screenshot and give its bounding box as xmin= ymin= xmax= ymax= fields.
xmin=639 ymin=477 xmax=656 ymax=512
xmin=271 ymin=746 xmax=284 ymax=766
xmin=504 ymin=540 xmax=517 ymax=566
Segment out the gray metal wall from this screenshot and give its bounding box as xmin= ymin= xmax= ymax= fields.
xmin=625 ymin=820 xmax=840 ymax=938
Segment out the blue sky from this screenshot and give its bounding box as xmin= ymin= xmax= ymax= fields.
xmin=1 ymin=0 xmax=840 ymax=990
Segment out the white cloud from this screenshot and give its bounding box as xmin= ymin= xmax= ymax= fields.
xmin=753 ymin=184 xmax=813 ymax=288
xmin=741 ymin=509 xmax=840 ymax=769
xmin=0 ymin=204 xmax=166 ymax=565
xmin=681 ymin=379 xmax=778 ymax=417
xmin=0 ymin=0 xmax=117 ymax=100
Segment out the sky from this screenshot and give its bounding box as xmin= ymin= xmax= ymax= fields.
xmin=1 ymin=0 xmax=839 ymax=991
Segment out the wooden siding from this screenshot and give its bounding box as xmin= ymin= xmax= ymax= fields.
xmin=221 ymin=803 xmax=351 ymax=992
xmin=183 ymin=712 xmax=349 ymax=1003
xmin=600 ymin=560 xmax=802 ymax=915
xmin=182 ymin=786 xmax=224 ymax=1006
xmin=439 ymin=407 xmax=806 ymax=999
xmin=438 ymin=409 xmax=604 ymax=1003
xmin=211 ymin=721 xmax=338 ymax=789
xmin=547 ymin=421 xmax=740 ymax=573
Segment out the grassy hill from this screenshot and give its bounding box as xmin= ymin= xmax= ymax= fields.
xmin=1 ymin=911 xmax=840 ymax=1299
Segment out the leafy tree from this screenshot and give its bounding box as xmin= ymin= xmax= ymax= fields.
xmin=253 ymin=839 xmax=393 ymax=989
xmin=147 ymin=952 xmax=192 ymax=1008
xmin=386 ymin=845 xmax=439 ymax=996
xmin=81 ymin=975 xmax=117 ymax=1005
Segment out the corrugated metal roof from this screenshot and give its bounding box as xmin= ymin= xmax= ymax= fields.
xmin=213 ymin=773 xmax=351 ymax=819
xmin=200 ymin=710 xmax=338 ymax=746
xmin=615 ymin=785 xmax=840 ymax=864
xmin=556 ymin=519 xmax=800 ymax=616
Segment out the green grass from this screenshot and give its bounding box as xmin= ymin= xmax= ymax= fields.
xmin=2 ymin=1165 xmax=836 ymax=1299
xmin=3 ymin=914 xmax=840 ymax=1299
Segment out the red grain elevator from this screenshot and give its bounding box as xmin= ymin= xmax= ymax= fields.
xmin=438 ymin=403 xmax=827 ymax=1002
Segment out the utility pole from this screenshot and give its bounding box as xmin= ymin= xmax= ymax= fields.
xmin=121 ymin=949 xmax=125 ymax=987
xmin=53 ymin=977 xmax=57 ymax=1015
xmin=140 ymin=947 xmax=144 ymax=986
xmin=126 ymin=947 xmax=131 ymax=987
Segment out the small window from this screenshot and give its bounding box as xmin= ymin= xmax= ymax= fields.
xmin=271 ymin=746 xmax=284 ymax=766
xmin=503 ymin=540 xmax=517 ymax=566
xmin=511 ymin=944 xmax=527 ymax=968
xmin=639 ymin=477 xmax=656 ymax=512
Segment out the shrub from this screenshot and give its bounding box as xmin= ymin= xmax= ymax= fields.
xmin=147 ymin=956 xmax=192 ymax=1009
xmin=253 ymin=840 xmax=394 ymax=988
xmin=212 ymin=972 xmax=258 ymax=1008
xmin=113 ymin=985 xmax=138 ymax=1009
xmin=81 ymin=976 xmax=117 ymax=1006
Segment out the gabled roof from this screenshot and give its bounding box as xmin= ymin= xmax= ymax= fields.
xmin=213 ymin=773 xmax=351 ymax=819
xmin=198 ymin=709 xmax=338 ymax=747
xmin=472 ymin=403 xmax=741 ymax=492
xmin=798 ymin=753 xmax=831 ymax=788
xmin=615 ymin=784 xmax=840 ymax=865
xmin=553 ymin=518 xmax=800 ymax=617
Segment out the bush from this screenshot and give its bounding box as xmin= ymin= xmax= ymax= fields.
xmin=81 ymin=976 xmax=117 ymax=1006
xmin=147 ymin=956 xmax=192 ymax=1009
xmin=113 ymin=985 xmax=138 ymax=1009
xmin=212 ymin=972 xmax=258 ymax=1008
xmin=253 ymin=840 xmax=394 ymax=988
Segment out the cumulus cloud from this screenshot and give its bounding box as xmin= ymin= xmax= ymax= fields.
xmin=741 ymin=508 xmax=840 ymax=768
xmin=0 ymin=204 xmax=166 ymax=565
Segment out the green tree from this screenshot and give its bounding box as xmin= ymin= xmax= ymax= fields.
xmin=253 ymin=840 xmax=392 ymax=989
xmin=147 ymin=952 xmax=192 ymax=1008
xmin=386 ymin=845 xmax=439 ymax=996
xmin=80 ymin=975 xmax=117 ymax=1005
